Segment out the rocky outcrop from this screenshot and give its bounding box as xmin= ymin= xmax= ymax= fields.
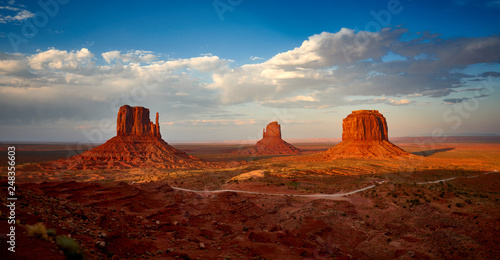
xmin=263 ymin=121 xmax=281 ymax=139
xmin=342 ymin=110 xmax=387 ymax=141
xmin=236 ymin=121 xmax=301 ymax=155
xmin=54 ymin=105 xmax=214 ymax=170
xmin=323 ymin=110 xmax=410 ymax=159
xmin=117 ymin=105 xmax=161 ymax=137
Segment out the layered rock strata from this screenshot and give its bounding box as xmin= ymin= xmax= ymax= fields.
xmin=323 ymin=110 xmax=410 ymax=159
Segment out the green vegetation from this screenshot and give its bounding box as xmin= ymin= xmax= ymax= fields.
xmin=56 ymin=235 xmax=85 ymax=260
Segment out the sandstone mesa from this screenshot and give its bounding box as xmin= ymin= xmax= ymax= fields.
xmin=323 ymin=110 xmax=411 ymax=159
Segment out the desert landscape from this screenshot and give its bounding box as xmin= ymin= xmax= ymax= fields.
xmin=1 ymin=1 xmax=500 ymax=259
xmin=1 ymin=106 xmax=499 ymax=260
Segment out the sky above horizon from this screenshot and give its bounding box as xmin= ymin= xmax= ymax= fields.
xmin=1 ymin=0 xmax=500 ymax=143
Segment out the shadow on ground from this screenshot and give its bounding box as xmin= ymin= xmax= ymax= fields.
xmin=412 ymin=147 xmax=455 ymax=157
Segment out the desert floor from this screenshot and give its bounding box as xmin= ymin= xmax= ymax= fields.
xmin=1 ymin=140 xmax=499 ymax=259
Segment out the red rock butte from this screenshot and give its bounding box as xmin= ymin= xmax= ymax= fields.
xmin=323 ymin=110 xmax=410 ymax=159
xmin=236 ymin=121 xmax=301 ymax=155
xmin=117 ymin=105 xmax=161 ymax=137
xmin=53 ymin=105 xmax=210 ymax=170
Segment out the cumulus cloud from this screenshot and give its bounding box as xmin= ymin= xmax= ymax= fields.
xmin=209 ymin=27 xmax=500 ymax=107
xmin=102 ymin=50 xmax=157 ymax=64
xmin=0 ymin=48 xmax=230 ymax=125
xmin=28 ymin=48 xmax=95 ymax=70
xmin=151 ymin=55 xmax=229 ymax=72
xmin=0 ymin=52 xmax=28 ymax=75
xmin=1 ymin=27 xmax=499 ymax=128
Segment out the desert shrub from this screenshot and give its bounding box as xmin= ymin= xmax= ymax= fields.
xmin=47 ymin=228 xmax=57 ymax=237
xmin=27 ymin=222 xmax=49 ymax=240
xmin=56 ymin=235 xmax=85 ymax=260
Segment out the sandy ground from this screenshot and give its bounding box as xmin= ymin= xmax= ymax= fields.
xmin=1 ymin=141 xmax=499 ymax=259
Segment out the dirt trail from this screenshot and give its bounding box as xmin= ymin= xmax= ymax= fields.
xmin=416 ymin=170 xmax=498 ymax=184
xmin=171 ymin=182 xmax=382 ymax=200
xmin=172 ymin=170 xmax=499 ymax=198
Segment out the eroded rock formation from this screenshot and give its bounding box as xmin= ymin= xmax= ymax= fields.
xmin=323 ymin=110 xmax=410 ymax=159
xmin=342 ymin=110 xmax=388 ymax=141
xmin=117 ymin=105 xmax=161 ymax=137
xmin=236 ymin=121 xmax=301 ymax=155
xmin=51 ymin=105 xmax=212 ymax=170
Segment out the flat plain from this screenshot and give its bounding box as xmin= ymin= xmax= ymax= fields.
xmin=1 ymin=139 xmax=499 ymax=259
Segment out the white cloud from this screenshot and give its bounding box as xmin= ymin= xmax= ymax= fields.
xmin=0 ymin=27 xmax=499 ymax=127
xmin=28 ymin=48 xmax=95 ymax=70
xmin=210 ymin=27 xmax=500 ymax=107
xmin=0 ymin=48 xmax=230 ymax=125
xmin=0 ymin=6 xmax=34 ymax=23
xmin=250 ymin=56 xmax=263 ymax=61
xmin=266 ymin=28 xmax=398 ymax=68
xmin=151 ymin=55 xmax=228 ymax=72
xmin=388 ymin=99 xmax=414 ymax=106
xmin=102 ymin=50 xmax=157 ymax=64
xmin=261 ymin=95 xmax=318 ymax=105
xmin=0 ymin=53 xmax=28 ymax=75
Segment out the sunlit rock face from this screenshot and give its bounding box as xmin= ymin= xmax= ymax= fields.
xmin=324 ymin=110 xmax=410 ymax=159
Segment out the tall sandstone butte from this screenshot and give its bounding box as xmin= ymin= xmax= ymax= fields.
xmin=117 ymin=105 xmax=161 ymax=137
xmin=55 ymin=105 xmax=210 ymax=170
xmin=236 ymin=121 xmax=301 ymax=155
xmin=324 ymin=110 xmax=410 ymax=159
xmin=342 ymin=110 xmax=388 ymax=141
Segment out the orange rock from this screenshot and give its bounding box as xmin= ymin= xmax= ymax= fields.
xmin=117 ymin=105 xmax=161 ymax=137
xmin=236 ymin=121 xmax=301 ymax=155
xmin=324 ymin=110 xmax=410 ymax=159
xmin=56 ymin=105 xmax=215 ymax=169
xmin=263 ymin=121 xmax=281 ymax=138
xmin=342 ymin=110 xmax=388 ymax=141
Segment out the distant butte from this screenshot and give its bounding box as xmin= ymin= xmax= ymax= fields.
xmin=53 ymin=105 xmax=212 ymax=170
xmin=236 ymin=121 xmax=301 ymax=155
xmin=322 ymin=110 xmax=411 ymax=159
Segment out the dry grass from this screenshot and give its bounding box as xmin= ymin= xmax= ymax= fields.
xmin=27 ymin=222 xmax=49 ymax=240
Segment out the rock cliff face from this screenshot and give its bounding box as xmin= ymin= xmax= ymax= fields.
xmin=56 ymin=105 xmax=213 ymax=170
xmin=263 ymin=121 xmax=281 ymax=139
xmin=117 ymin=105 xmax=161 ymax=137
xmin=342 ymin=110 xmax=387 ymax=141
xmin=323 ymin=110 xmax=410 ymax=159
xmin=236 ymin=121 xmax=301 ymax=155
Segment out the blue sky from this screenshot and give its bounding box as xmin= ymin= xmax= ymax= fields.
xmin=1 ymin=0 xmax=499 ymax=142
